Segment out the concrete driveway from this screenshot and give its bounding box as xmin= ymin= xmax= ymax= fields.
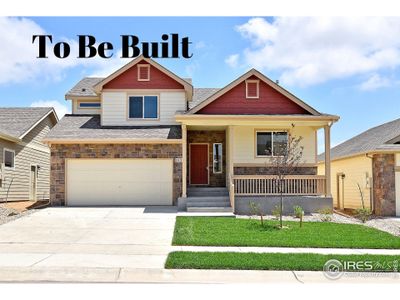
xmin=0 ymin=206 xmax=177 ymax=279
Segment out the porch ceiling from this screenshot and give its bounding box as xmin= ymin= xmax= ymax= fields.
xmin=179 ymin=118 xmax=334 ymax=129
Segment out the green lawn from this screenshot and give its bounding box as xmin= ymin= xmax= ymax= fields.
xmin=165 ymin=251 xmax=400 ymax=271
xmin=172 ymin=217 xmax=400 ymax=249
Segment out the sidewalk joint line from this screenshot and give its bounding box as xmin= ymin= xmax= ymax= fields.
xmin=292 ymin=271 xmax=304 ymax=284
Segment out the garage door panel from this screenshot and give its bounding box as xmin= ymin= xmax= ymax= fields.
xmin=66 ymin=159 xmax=173 ymax=206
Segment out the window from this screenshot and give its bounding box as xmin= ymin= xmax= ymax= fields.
xmin=213 ymin=143 xmax=223 ymax=173
xmin=138 ymin=64 xmax=150 ymax=81
xmin=128 ymin=96 xmax=158 ymax=119
xmin=3 ymin=149 xmax=15 ymax=168
xmin=79 ymin=102 xmax=101 ymax=108
xmin=246 ymin=80 xmax=259 ymax=99
xmin=256 ymin=131 xmax=288 ymax=157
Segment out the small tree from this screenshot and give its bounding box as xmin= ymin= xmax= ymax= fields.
xmin=270 ymin=134 xmax=304 ymax=229
xmin=355 ymin=182 xmax=372 ymax=223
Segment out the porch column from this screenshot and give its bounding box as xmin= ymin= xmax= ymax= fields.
xmin=181 ymin=124 xmax=187 ymax=198
xmin=324 ymin=124 xmax=332 ymax=197
xmin=228 ymin=126 xmax=235 ymax=177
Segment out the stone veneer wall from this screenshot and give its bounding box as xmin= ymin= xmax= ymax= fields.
xmin=187 ymin=130 xmax=226 ymax=187
xmin=50 ymin=143 xmax=182 ymax=206
xmin=234 ymin=166 xmax=317 ymax=175
xmin=373 ymin=153 xmax=396 ymax=216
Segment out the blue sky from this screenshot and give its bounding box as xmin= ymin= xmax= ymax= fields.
xmin=1 ymin=16 xmax=400 ymax=152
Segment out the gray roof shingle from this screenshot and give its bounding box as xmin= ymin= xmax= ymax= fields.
xmin=0 ymin=107 xmax=54 ymax=140
xmin=319 ymin=118 xmax=400 ymax=161
xmin=65 ymin=77 xmax=103 ymax=98
xmin=45 ymin=115 xmax=182 ymax=141
xmin=190 ymin=88 xmax=220 ymax=109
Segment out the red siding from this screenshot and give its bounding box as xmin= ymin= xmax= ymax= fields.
xmin=103 ymin=60 xmax=184 ymax=89
xmin=197 ymin=75 xmax=311 ymax=115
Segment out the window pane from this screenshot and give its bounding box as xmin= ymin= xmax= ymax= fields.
xmin=129 ymin=96 xmax=143 ymax=118
xmin=4 ymin=150 xmax=14 ymax=168
xmin=213 ymin=143 xmax=223 ymax=173
xmin=257 ymin=132 xmax=272 ymax=156
xmin=79 ymin=102 xmax=101 ymax=108
xmin=273 ymin=132 xmax=288 ymax=156
xmin=144 ymin=96 xmax=158 ymax=119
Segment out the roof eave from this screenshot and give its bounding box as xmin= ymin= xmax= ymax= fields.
xmin=18 ymin=109 xmax=59 ymax=140
xmin=43 ymin=138 xmax=183 ymax=145
xmin=0 ymin=132 xmax=21 ymax=143
xmin=318 ymin=148 xmax=400 ymax=163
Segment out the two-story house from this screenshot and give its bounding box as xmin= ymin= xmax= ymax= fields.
xmin=1 ymin=107 xmax=58 ymax=202
xmin=44 ymin=56 xmax=339 ymax=213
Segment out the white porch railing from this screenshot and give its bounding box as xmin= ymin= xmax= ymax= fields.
xmin=232 ymin=175 xmax=326 ymax=196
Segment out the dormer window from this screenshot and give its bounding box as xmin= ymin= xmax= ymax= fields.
xmin=246 ymin=80 xmax=259 ymax=99
xmin=138 ymin=64 xmax=150 ymax=81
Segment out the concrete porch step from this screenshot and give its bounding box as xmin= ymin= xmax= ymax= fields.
xmin=187 ymin=206 xmax=234 ymax=213
xmin=187 ymin=187 xmax=229 ymax=197
xmin=187 ymin=201 xmax=231 ymax=207
xmin=186 ymin=196 xmax=230 ymax=203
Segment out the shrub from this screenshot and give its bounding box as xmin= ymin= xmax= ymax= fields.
xmin=355 ymin=207 xmax=372 ymax=223
xmin=293 ymin=205 xmax=304 ymax=218
xmin=249 ymin=201 xmax=264 ymax=226
xmin=271 ymin=205 xmax=281 ymax=220
xmin=318 ymin=208 xmax=333 ymax=222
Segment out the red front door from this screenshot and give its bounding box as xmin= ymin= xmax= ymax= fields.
xmin=190 ymin=144 xmax=208 ymax=185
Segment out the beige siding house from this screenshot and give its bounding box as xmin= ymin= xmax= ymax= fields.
xmin=0 ymin=108 xmax=58 ymax=202
xmin=318 ymin=118 xmax=400 ymax=216
xmin=45 ymin=56 xmax=339 ymax=213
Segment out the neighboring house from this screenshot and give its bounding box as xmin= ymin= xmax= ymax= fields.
xmin=0 ymin=108 xmax=58 ymax=202
xmin=44 ymin=56 xmax=339 ymax=213
xmin=318 ymin=118 xmax=400 ymax=216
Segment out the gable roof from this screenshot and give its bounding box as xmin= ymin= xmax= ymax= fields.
xmin=65 ymin=77 xmax=103 ymax=99
xmin=92 ymin=55 xmax=193 ymax=100
xmin=0 ymin=107 xmax=58 ymax=141
xmin=318 ymin=118 xmax=400 ymax=162
xmin=187 ymin=69 xmax=321 ymax=115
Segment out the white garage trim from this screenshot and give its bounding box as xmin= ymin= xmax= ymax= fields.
xmin=65 ymin=158 xmax=174 ymax=206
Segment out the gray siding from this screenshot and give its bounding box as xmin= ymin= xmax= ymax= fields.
xmin=0 ymin=116 xmax=54 ymax=202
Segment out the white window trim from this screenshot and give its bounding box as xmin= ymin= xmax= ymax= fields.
xmin=78 ymin=102 xmax=101 ymax=109
xmin=212 ymin=143 xmax=223 ymax=174
xmin=128 ymin=95 xmax=159 ymax=120
xmin=137 ymin=64 xmax=150 ymax=81
xmin=255 ymin=131 xmax=288 ymax=157
xmin=246 ymin=79 xmax=259 ymax=99
xmin=3 ymin=148 xmax=15 ymax=169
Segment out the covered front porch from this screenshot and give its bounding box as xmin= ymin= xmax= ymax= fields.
xmin=178 ymin=115 xmax=335 ymax=213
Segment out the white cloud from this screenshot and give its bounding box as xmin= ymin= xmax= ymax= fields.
xmin=235 ymin=17 xmax=400 ymax=86
xmin=31 ymin=100 xmax=70 ymax=118
xmin=225 ymin=54 xmax=240 ymax=68
xmin=358 ymin=74 xmax=392 ymax=91
xmin=195 ymin=41 xmax=206 ymax=49
xmin=0 ymin=17 xmax=132 ymax=85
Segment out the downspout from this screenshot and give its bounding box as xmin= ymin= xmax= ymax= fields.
xmin=365 ymin=153 xmax=374 ymax=212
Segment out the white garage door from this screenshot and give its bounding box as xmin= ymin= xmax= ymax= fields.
xmin=66 ymin=159 xmax=173 ymax=206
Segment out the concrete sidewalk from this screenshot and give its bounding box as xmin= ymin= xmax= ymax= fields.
xmin=0 ymin=266 xmax=398 ymax=283
xmin=172 ymin=246 xmax=400 ymax=255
